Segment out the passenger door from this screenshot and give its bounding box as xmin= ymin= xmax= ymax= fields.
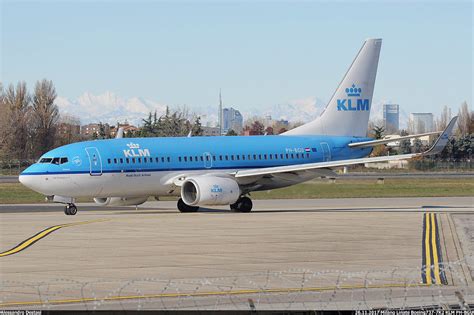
xmin=320 ymin=142 xmax=331 ymax=162
xmin=203 ymin=152 xmax=212 ymax=169
xmin=85 ymin=147 xmax=103 ymax=176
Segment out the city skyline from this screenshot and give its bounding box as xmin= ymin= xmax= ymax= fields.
xmin=2 ymin=1 xmax=471 ymax=118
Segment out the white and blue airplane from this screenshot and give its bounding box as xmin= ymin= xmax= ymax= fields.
xmin=19 ymin=39 xmax=457 ymax=215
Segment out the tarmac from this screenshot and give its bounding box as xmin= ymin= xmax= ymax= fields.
xmin=0 ymin=197 xmax=473 ymax=310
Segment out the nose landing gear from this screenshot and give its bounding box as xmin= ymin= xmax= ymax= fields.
xmin=64 ymin=203 xmax=78 ymax=215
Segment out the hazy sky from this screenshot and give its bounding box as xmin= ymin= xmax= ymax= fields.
xmin=1 ymin=1 xmax=472 ymax=115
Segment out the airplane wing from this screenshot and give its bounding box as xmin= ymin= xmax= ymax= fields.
xmin=348 ymin=131 xmax=441 ymax=148
xmin=234 ymin=116 xmax=457 ymax=179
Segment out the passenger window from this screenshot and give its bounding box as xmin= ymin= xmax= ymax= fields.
xmin=259 ymin=154 xmax=262 ymax=160
xmin=219 ymin=155 xmax=223 ymax=161
xmin=253 ymin=154 xmax=257 ymax=160
xmin=179 ymin=157 xmax=182 ymax=162
xmin=138 ymin=158 xmax=141 ymax=163
xmin=206 ymin=155 xmax=210 ymax=161
xmin=132 ymin=158 xmax=136 ymax=163
xmin=231 ymin=155 xmax=234 ymax=161
xmin=280 ymin=154 xmax=284 ymax=159
xmin=114 ymin=158 xmax=117 ymax=164
xmin=296 ymin=153 xmax=299 ymax=158
xmin=269 ymin=154 xmax=272 ymax=160
xmin=184 ymin=157 xmax=187 ymax=162
xmin=212 ymin=156 xmax=216 ymax=161
xmin=167 ymin=157 xmax=170 ymax=162
xmin=291 ymin=154 xmax=294 ymax=159
xmin=189 ymin=156 xmax=193 ymax=162
xmin=120 ymin=158 xmax=123 ymax=163
xmin=60 ymin=157 xmax=68 ymax=164
xmin=236 ymin=155 xmax=240 ymax=160
xmin=286 ymin=154 xmax=289 ymax=159
xmin=264 ymin=154 xmax=267 ymax=160
xmin=107 ymin=158 xmax=111 ymax=164
xmin=248 ymin=154 xmax=251 ymax=160
xmin=126 ymin=158 xmax=130 ymax=163
xmin=242 ymin=155 xmax=245 ymax=160
xmin=155 ymin=157 xmax=159 ymax=162
xmin=200 ymin=156 xmax=204 ymax=161
xmin=144 ymin=157 xmax=147 ymax=163
xmin=306 ymin=153 xmax=310 ymax=158
xmin=274 ymin=154 xmax=277 ymax=160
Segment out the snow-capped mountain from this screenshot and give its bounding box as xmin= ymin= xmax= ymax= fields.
xmin=55 ymin=91 xmax=405 ymax=129
xmin=55 ymin=92 xmax=168 ymax=126
xmin=55 ymin=92 xmax=328 ymax=127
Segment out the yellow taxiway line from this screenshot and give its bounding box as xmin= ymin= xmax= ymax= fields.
xmin=0 ymin=282 xmax=430 ymax=307
xmin=422 ymin=213 xmax=447 ymax=285
xmin=0 ymin=219 xmax=109 ymax=257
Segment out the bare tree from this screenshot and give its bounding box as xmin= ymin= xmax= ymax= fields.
xmin=31 ymin=79 xmax=59 ymax=157
xmin=2 ymin=82 xmax=31 ymax=160
xmin=457 ymin=101 xmax=471 ymax=135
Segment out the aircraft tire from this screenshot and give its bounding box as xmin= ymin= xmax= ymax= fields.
xmin=177 ymin=198 xmax=199 ymax=213
xmin=230 ymin=197 xmax=252 ymax=213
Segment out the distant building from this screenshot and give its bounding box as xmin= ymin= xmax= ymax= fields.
xmin=223 ymin=107 xmax=243 ymax=134
xmin=383 ymin=104 xmax=399 ymax=133
xmin=202 ymin=126 xmax=220 ymax=136
xmin=81 ymin=123 xmax=108 ymax=137
xmin=409 ymin=113 xmax=434 ymax=134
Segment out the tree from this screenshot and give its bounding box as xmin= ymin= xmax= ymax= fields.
xmin=413 ymin=138 xmax=423 ymax=153
xmin=457 ymin=101 xmax=471 ymax=135
xmin=371 ymin=125 xmax=385 ymax=139
xmin=249 ymin=121 xmax=265 ymax=135
xmin=399 ymin=139 xmax=411 ymax=154
xmin=225 ymin=129 xmax=238 ymax=136
xmin=264 ymin=126 xmax=274 ymax=135
xmin=191 ymin=116 xmax=203 ymax=136
xmin=31 ymin=79 xmax=59 ymax=157
xmin=2 ymin=82 xmax=31 ymax=160
xmin=277 ymin=128 xmax=288 ymax=134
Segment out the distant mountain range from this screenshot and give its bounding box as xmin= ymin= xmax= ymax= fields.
xmin=55 ymin=91 xmax=407 ymax=129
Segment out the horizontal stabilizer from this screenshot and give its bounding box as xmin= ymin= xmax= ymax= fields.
xmin=348 ymin=131 xmax=441 ymax=148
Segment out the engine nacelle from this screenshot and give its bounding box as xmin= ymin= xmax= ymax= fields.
xmin=93 ymin=196 xmax=148 ymax=207
xmin=181 ymin=176 xmax=240 ymax=206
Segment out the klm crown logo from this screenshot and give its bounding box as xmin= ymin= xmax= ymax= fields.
xmin=345 ymin=84 xmax=362 ymax=97
xmin=337 ymin=83 xmax=370 ymax=111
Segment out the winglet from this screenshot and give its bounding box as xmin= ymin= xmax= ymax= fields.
xmin=421 ymin=116 xmax=458 ymax=156
xmin=116 ymin=127 xmax=124 ymax=139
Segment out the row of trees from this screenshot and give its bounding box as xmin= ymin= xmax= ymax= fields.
xmin=0 ymin=80 xmax=60 ymax=161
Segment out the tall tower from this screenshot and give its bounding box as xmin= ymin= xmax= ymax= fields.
xmin=218 ymin=89 xmax=223 ymax=135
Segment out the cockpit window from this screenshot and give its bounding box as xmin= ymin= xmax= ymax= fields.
xmin=39 ymin=157 xmax=68 ymax=165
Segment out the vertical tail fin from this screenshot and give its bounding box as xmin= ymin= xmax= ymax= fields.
xmin=284 ymin=38 xmax=382 ymax=137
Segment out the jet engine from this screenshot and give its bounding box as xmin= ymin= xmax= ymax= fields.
xmin=181 ymin=176 xmax=240 ymax=206
xmin=93 ymin=196 xmax=148 ymax=207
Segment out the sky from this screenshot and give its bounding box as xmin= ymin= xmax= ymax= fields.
xmin=1 ymin=0 xmax=472 ymax=118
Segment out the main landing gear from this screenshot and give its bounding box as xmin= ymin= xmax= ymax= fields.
xmin=64 ymin=203 xmax=78 ymax=215
xmin=177 ymin=198 xmax=199 ymax=213
xmin=230 ymin=196 xmax=253 ymax=213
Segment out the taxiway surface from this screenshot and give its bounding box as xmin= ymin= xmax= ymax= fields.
xmin=0 ymin=197 xmax=472 ymax=310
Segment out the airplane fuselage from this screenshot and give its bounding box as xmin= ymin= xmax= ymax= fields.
xmin=20 ymin=135 xmax=372 ymax=198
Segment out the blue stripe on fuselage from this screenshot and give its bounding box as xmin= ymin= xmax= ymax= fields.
xmin=21 ymin=135 xmax=373 ymax=175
